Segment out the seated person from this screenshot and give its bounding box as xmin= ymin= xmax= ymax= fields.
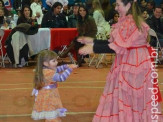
xmin=59 ymin=4 xmax=97 ymax=66
xmin=17 ymin=5 xmax=37 ymax=25
xmin=67 ymin=3 xmax=79 ymax=28
xmin=0 ymin=9 xmax=10 ymax=29
xmin=41 ymin=2 xmax=67 ymax=28
xmin=146 ymin=5 xmax=163 ymax=47
xmin=109 ymin=11 xmax=119 ymax=26
xmin=141 ymin=8 xmax=149 ymax=21
xmin=0 ymin=0 xmax=10 ymax=16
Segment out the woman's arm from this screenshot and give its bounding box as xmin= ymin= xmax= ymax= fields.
xmin=93 ymin=43 xmax=115 ymax=53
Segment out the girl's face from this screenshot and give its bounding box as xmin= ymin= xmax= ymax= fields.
xmin=44 ymin=58 xmax=58 ymax=70
xmin=0 ymin=2 xmax=2 ymax=7
xmin=115 ymin=0 xmax=131 ymax=17
xmin=79 ymin=7 xmax=86 ymax=18
xmin=23 ymin=7 xmax=30 ymax=18
xmin=142 ymin=10 xmax=148 ymax=19
xmin=113 ymin=13 xmax=119 ymax=22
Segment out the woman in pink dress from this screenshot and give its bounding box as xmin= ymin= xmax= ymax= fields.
xmin=77 ymin=0 xmax=163 ymax=121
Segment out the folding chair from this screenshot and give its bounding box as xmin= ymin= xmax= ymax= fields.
xmin=57 ymin=45 xmax=76 ymax=64
xmin=0 ymin=29 xmax=11 ymax=67
xmin=148 ymin=28 xmax=163 ymax=64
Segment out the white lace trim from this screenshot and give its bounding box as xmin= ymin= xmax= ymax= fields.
xmin=31 ymin=109 xmax=67 ymax=120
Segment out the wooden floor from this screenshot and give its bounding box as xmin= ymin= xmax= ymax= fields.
xmin=0 ymin=58 xmax=163 ymax=122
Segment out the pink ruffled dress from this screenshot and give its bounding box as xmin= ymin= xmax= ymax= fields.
xmin=93 ymin=15 xmax=163 ymax=122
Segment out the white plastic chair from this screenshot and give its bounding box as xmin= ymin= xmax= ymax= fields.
xmin=148 ymin=28 xmax=163 ymax=64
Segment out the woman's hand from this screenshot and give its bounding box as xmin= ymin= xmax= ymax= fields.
xmin=68 ymin=64 xmax=78 ymax=69
xmin=79 ymin=44 xmax=94 ymax=55
xmin=77 ymin=36 xmax=94 ymax=44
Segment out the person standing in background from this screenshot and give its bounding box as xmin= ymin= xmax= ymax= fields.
xmin=30 ymin=0 xmax=43 ymax=25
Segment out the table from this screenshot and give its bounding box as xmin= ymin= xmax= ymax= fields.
xmin=1 ymin=29 xmax=11 ymax=56
xmin=50 ymin=28 xmax=78 ymax=50
xmin=1 ymin=28 xmax=78 ymax=58
xmin=27 ymin=28 xmax=51 ymax=55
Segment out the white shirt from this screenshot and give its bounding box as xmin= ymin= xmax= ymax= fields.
xmin=30 ymin=2 xmax=43 ymax=24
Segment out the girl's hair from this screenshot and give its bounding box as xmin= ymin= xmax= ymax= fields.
xmin=92 ymin=0 xmax=105 ymax=17
xmin=77 ymin=4 xmax=89 ymax=24
xmin=20 ymin=5 xmax=32 ymax=18
xmin=34 ymin=50 xmax=58 ymax=90
xmin=121 ymin=0 xmax=144 ymax=30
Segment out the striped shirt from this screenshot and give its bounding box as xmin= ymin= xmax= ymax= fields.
xmin=53 ymin=64 xmax=72 ymax=82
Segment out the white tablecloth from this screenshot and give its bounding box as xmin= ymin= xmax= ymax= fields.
xmin=27 ymin=28 xmax=50 ymax=55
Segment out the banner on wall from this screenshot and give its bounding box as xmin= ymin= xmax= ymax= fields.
xmin=4 ymin=0 xmax=12 ymax=10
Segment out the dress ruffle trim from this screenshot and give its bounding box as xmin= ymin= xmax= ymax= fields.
xmin=31 ymin=108 xmax=67 ymax=120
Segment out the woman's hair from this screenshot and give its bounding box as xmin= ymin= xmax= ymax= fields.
xmin=121 ymin=0 xmax=143 ymax=30
xmin=20 ymin=5 xmax=32 ymax=18
xmin=34 ymin=50 xmax=58 ymax=90
xmin=31 ymin=0 xmax=40 ymax=3
xmin=92 ymin=0 xmax=105 ymax=17
xmin=51 ymin=2 xmax=63 ymax=11
xmin=0 ymin=0 xmax=5 ymax=7
xmin=77 ymin=4 xmax=89 ymax=24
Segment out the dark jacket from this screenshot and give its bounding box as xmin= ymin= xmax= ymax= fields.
xmin=68 ymin=14 xmax=78 ymax=28
xmin=146 ymin=15 xmax=163 ymax=38
xmin=0 ymin=16 xmax=4 ymax=25
xmin=41 ymin=11 xmax=67 ymax=28
xmin=17 ymin=16 xmax=34 ymax=25
xmin=77 ymin=16 xmax=97 ymax=38
xmin=5 ymin=23 xmax=39 ymax=46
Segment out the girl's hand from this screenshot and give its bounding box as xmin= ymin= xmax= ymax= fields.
xmin=79 ymin=44 xmax=93 ymax=55
xmin=68 ymin=64 xmax=78 ymax=69
xmin=36 ymin=12 xmax=40 ymax=18
xmin=77 ymin=36 xmax=94 ymax=44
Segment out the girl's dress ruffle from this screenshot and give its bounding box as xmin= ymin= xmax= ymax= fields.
xmin=32 ymin=108 xmax=67 ymax=120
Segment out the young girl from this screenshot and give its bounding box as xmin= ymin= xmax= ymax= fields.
xmin=78 ymin=0 xmax=163 ymax=121
xmin=31 ymin=50 xmax=77 ymax=121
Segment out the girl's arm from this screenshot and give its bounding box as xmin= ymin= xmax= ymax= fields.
xmin=53 ymin=68 xmax=72 ymax=82
xmin=56 ymin=64 xmax=69 ymax=73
